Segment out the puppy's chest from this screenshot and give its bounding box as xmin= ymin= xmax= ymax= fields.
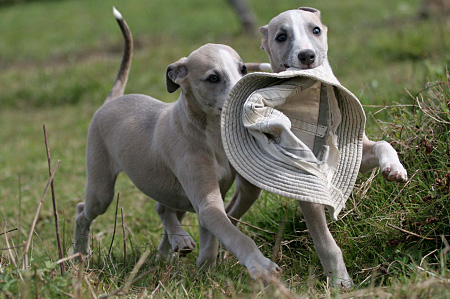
xmin=207 ymin=134 xmax=234 ymax=187
xmin=214 ymin=151 xmax=234 ymax=186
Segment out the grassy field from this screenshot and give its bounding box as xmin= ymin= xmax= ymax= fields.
xmin=0 ymin=0 xmax=449 ymax=297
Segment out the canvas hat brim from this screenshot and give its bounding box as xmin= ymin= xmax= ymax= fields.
xmin=221 ymin=66 xmax=366 ymax=220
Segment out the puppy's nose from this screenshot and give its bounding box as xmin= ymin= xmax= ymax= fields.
xmin=298 ymin=50 xmax=316 ymax=66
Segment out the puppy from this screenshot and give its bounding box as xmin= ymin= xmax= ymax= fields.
xmin=73 ymin=8 xmax=281 ymax=281
xmin=227 ymin=7 xmax=408 ymax=288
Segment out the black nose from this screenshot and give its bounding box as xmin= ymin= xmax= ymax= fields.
xmin=298 ymin=50 xmax=316 ymax=66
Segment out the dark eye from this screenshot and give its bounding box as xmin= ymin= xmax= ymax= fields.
xmin=312 ymin=27 xmax=321 ymax=35
xmin=241 ymin=65 xmax=248 ymax=75
xmin=276 ymin=33 xmax=287 ymax=42
xmin=207 ymin=74 xmax=220 ymax=83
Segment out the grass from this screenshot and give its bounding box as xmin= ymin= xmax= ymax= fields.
xmin=0 ymin=0 xmax=449 ymax=297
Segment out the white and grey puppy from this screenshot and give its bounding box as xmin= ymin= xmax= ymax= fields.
xmin=259 ymin=7 xmax=406 ymax=185
xmin=73 ymin=8 xmax=281 ymax=281
xmin=229 ymin=7 xmax=408 ymax=288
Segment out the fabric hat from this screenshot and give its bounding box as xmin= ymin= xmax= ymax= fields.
xmin=221 ymin=65 xmax=366 ymax=220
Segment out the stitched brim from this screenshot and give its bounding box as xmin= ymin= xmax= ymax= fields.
xmin=221 ymin=67 xmax=366 ymax=220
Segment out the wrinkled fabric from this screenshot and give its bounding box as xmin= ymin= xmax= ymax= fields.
xmin=242 ymin=78 xmax=341 ymax=189
xmin=221 ymin=65 xmax=366 ymax=220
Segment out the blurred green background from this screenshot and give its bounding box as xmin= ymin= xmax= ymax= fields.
xmin=0 ymin=0 xmax=448 ymax=109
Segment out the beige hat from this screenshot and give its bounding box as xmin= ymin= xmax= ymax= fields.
xmin=221 ymin=65 xmax=366 ymax=220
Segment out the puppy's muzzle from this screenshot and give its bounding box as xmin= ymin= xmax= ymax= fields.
xmin=298 ymin=49 xmax=316 ymax=67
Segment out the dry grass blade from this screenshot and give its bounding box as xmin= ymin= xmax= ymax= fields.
xmin=377 ymin=169 xmax=419 ymax=214
xmin=121 ymin=207 xmax=127 ymax=272
xmin=22 ymin=160 xmax=61 ymax=270
xmin=414 ymin=73 xmax=450 ymax=124
xmin=0 ymin=228 xmax=18 ymax=236
xmin=43 ymin=124 xmax=65 ymax=275
xmin=123 ymin=250 xmax=150 ymax=293
xmin=0 ymin=244 xmax=25 ymax=251
xmin=387 ymin=223 xmax=435 ymax=241
xmin=228 ymin=215 xmax=276 ymax=235
xmin=272 ymin=217 xmax=286 ymax=262
xmin=98 ymin=266 xmax=157 ymax=299
xmin=108 ymin=193 xmax=120 ymax=256
xmin=74 ymin=255 xmax=85 ymax=299
xmin=3 ymin=222 xmax=23 ymax=281
xmin=84 ymin=275 xmax=98 ymax=299
xmin=34 ymin=265 xmax=39 ymax=299
xmin=55 ymin=252 xmax=81 ymax=265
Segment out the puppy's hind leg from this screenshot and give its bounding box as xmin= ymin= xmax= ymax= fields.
xmin=155 ymin=203 xmax=196 ymax=259
xmin=196 ymin=225 xmax=218 ymax=269
xmin=74 ymin=143 xmax=118 ymax=256
xmin=225 ymin=173 xmax=261 ymax=225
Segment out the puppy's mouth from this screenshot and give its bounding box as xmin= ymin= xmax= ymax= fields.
xmin=283 ymin=63 xmax=317 ymax=70
xmin=300 ymin=64 xmax=316 ymax=69
xmin=282 ymin=55 xmax=323 ymax=71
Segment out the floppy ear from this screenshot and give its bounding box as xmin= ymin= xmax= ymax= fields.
xmin=166 ymin=57 xmax=188 ymax=93
xmin=298 ymin=7 xmax=322 ymax=19
xmin=259 ymin=25 xmax=269 ymax=51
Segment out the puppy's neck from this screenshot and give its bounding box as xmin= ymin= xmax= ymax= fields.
xmin=175 ymin=93 xmax=208 ymax=130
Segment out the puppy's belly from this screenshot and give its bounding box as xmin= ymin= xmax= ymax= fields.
xmin=126 ymin=171 xmax=195 ymax=212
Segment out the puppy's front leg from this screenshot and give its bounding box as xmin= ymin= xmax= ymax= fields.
xmin=179 ymin=161 xmax=281 ymax=281
xmin=197 ymin=195 xmax=281 ymax=280
xmin=298 ymin=201 xmax=352 ymax=288
xmin=360 ymin=133 xmax=407 ymax=182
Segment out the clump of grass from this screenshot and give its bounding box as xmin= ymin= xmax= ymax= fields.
xmin=347 ymin=69 xmax=450 ymax=296
xmin=235 ymin=69 xmax=450 ymax=296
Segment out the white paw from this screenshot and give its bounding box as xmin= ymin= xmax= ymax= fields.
xmin=380 ymin=160 xmax=408 ymax=183
xmin=168 ymin=233 xmax=196 ymax=256
xmin=244 ymin=252 xmax=282 ymax=282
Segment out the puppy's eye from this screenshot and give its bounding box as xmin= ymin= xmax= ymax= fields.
xmin=207 ymin=74 xmax=220 ymax=83
xmin=241 ymin=65 xmax=248 ymax=75
xmin=312 ymin=27 xmax=321 ymax=35
xmin=276 ymin=33 xmax=287 ymax=42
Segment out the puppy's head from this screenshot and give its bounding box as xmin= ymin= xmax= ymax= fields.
xmin=166 ymin=44 xmax=247 ymax=116
xmin=260 ymin=7 xmax=328 ymax=72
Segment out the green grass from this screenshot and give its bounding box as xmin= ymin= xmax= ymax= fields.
xmin=0 ymin=0 xmax=449 ymax=297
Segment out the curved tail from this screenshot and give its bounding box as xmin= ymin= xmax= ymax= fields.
xmin=105 ymin=7 xmax=134 ymax=103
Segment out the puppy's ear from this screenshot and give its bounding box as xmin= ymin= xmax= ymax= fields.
xmin=166 ymin=57 xmax=188 ymax=93
xmin=298 ymin=7 xmax=321 ymax=19
xmin=259 ymin=25 xmax=269 ymax=51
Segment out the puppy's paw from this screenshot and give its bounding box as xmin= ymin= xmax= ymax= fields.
xmin=169 ymin=233 xmax=196 ymax=256
xmin=381 ymin=160 xmax=408 ymax=183
xmin=244 ymin=252 xmax=282 ymax=282
xmin=73 ymin=235 xmax=92 ymax=261
xmin=330 ymin=276 xmax=353 ymax=290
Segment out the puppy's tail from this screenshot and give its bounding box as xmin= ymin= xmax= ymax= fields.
xmin=105 ymin=7 xmax=134 ymax=103
xmin=244 ymin=62 xmax=272 ymax=72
